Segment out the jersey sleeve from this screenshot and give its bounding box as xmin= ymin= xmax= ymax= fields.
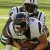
xmin=40 ymin=12 xmax=46 ymax=24
xmin=9 ymin=7 xmax=18 ymax=20
xmin=9 ymin=6 xmax=24 ymax=21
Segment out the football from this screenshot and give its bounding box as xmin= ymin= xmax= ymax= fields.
xmin=21 ymin=40 xmax=36 ymax=50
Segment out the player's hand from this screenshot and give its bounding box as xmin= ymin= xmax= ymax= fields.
xmin=13 ymin=40 xmax=21 ymax=50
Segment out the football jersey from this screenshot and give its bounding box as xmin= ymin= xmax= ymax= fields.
xmin=6 ymin=22 xmax=27 ymax=39
xmin=9 ymin=6 xmax=46 ymax=24
xmin=6 ymin=18 xmax=44 ymax=40
xmin=29 ymin=17 xmax=44 ymax=38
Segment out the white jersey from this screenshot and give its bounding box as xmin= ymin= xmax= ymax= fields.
xmin=29 ymin=17 xmax=44 ymax=38
xmin=9 ymin=6 xmax=24 ymax=21
xmin=6 ymin=22 xmax=27 ymax=39
xmin=37 ymin=11 xmax=46 ymax=24
xmin=6 ymin=18 xmax=44 ymax=39
xmin=9 ymin=6 xmax=46 ymax=24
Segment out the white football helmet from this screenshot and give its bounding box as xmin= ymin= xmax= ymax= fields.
xmin=9 ymin=7 xmax=18 ymax=20
xmin=24 ymin=0 xmax=38 ymax=5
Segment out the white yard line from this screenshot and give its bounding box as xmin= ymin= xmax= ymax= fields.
xmin=39 ymin=5 xmax=50 ymax=7
xmin=46 ymin=22 xmax=50 ymax=24
xmin=0 ymin=17 xmax=9 ymax=19
xmin=0 ymin=23 xmax=5 ymax=25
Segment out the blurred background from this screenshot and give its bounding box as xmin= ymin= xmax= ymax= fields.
xmin=0 ymin=0 xmax=50 ymax=50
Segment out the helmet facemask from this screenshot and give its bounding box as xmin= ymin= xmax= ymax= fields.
xmin=23 ymin=0 xmax=38 ymax=14
xmin=24 ymin=3 xmax=38 ymax=14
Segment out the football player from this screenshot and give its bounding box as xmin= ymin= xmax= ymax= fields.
xmin=4 ymin=12 xmax=28 ymax=50
xmin=4 ymin=12 xmax=50 ymax=50
xmin=23 ymin=0 xmax=49 ymax=37
xmin=0 ymin=7 xmax=18 ymax=46
xmin=1 ymin=0 xmax=49 ymax=48
xmin=3 ymin=0 xmax=49 ymax=38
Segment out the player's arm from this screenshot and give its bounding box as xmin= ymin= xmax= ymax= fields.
xmin=5 ymin=26 xmax=22 ymax=50
xmin=43 ymin=15 xmax=49 ymax=37
xmin=34 ymin=31 xmax=48 ymax=50
xmin=2 ymin=23 xmax=13 ymax=50
xmin=44 ymin=25 xmax=49 ymax=37
xmin=3 ymin=6 xmax=18 ymax=34
xmin=2 ymin=18 xmax=12 ymax=35
xmin=41 ymin=12 xmax=49 ymax=37
xmin=6 ymin=37 xmax=22 ymax=50
xmin=34 ymin=27 xmax=48 ymax=50
xmin=5 ymin=31 xmax=21 ymax=50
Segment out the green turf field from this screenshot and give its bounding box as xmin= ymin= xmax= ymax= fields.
xmin=0 ymin=0 xmax=50 ymax=50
